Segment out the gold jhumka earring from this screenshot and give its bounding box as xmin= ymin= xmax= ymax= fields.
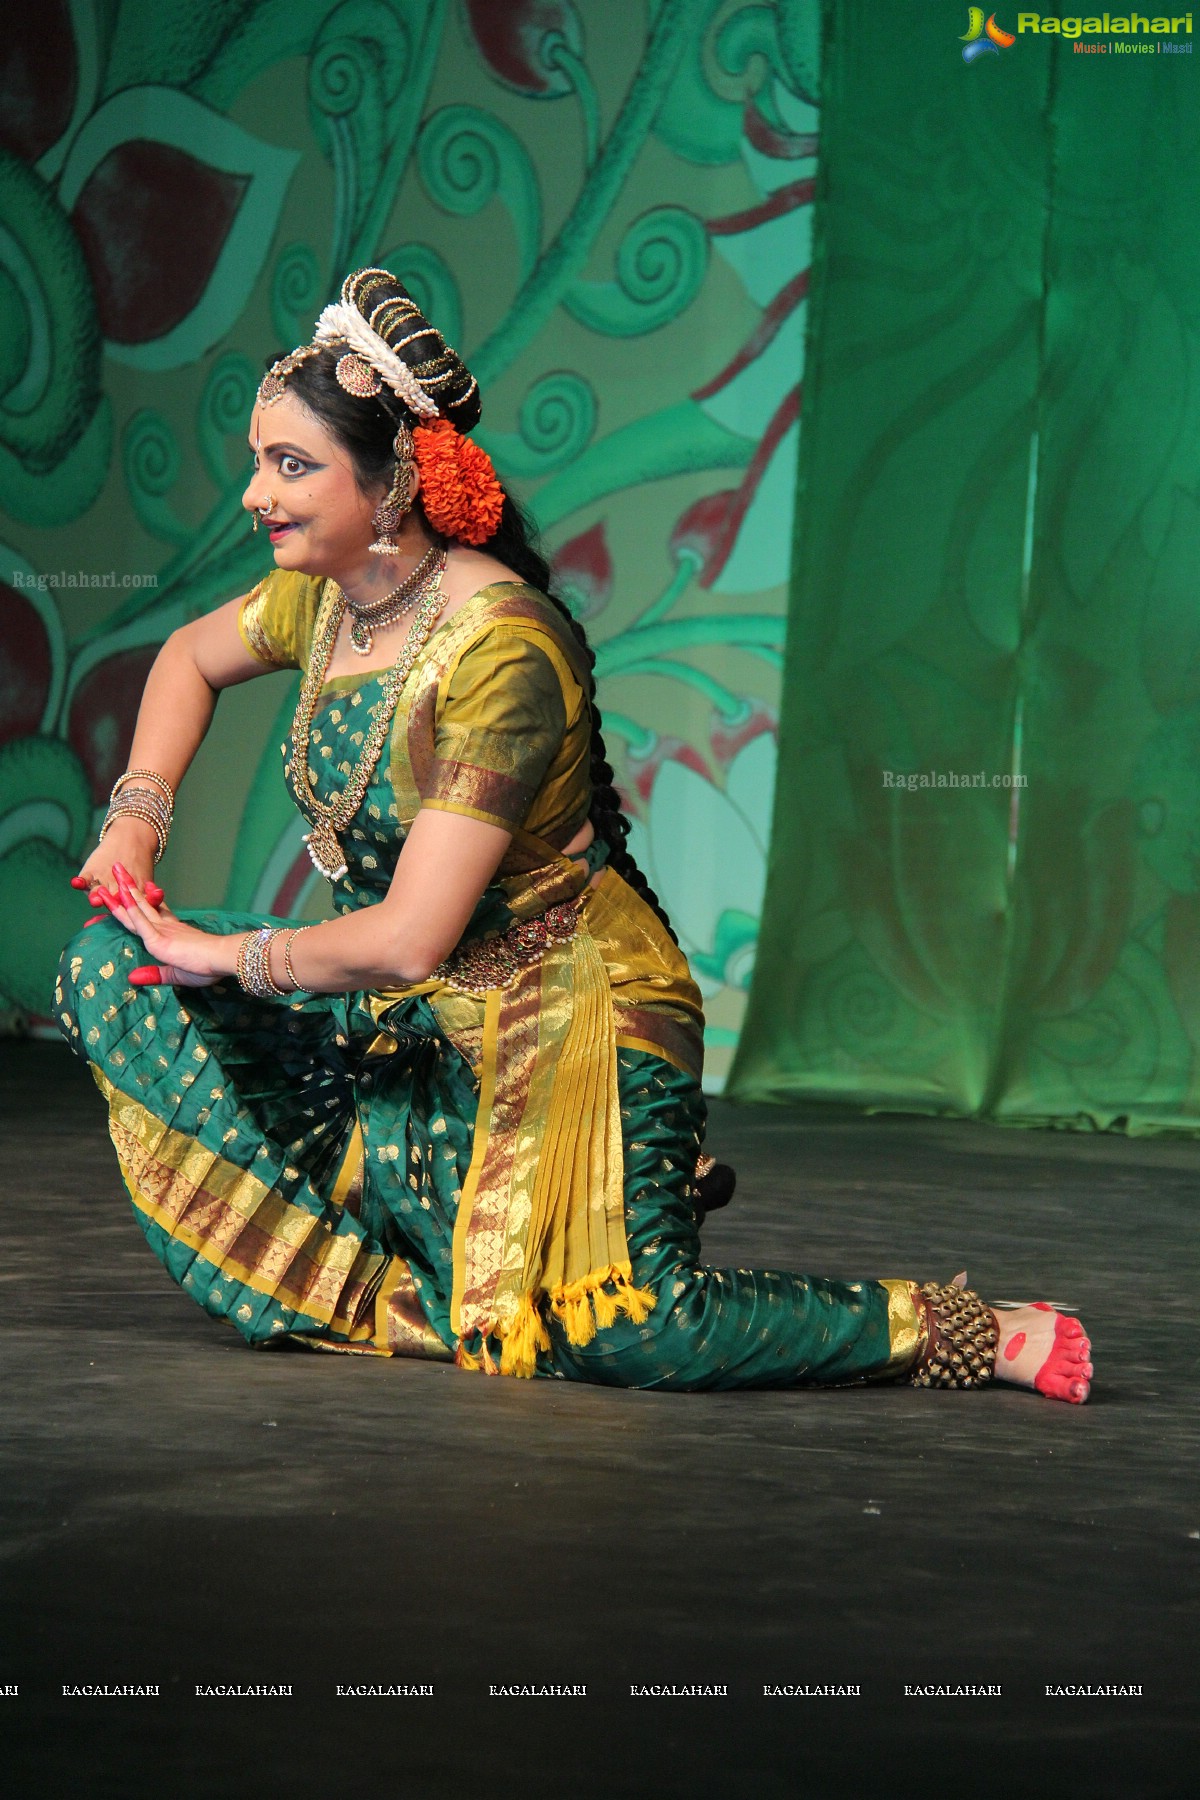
xmin=368 ymin=424 xmax=416 ymax=555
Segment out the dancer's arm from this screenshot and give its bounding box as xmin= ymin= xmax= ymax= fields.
xmin=102 ymin=804 xmax=514 ymax=989
xmin=73 ymin=596 xmax=289 ymax=893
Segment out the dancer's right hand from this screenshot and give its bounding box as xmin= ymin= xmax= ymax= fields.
xmin=70 ymin=818 xmax=160 ymax=902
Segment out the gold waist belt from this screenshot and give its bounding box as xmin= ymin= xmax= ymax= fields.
xmin=434 ymin=899 xmax=581 ymax=992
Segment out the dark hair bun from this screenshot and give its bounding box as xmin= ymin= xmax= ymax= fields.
xmin=340 ymin=267 xmax=481 ymax=432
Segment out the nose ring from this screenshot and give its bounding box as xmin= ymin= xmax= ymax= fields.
xmin=252 ymin=494 xmax=277 ymax=533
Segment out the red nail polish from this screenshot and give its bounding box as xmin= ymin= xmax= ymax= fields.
xmin=83 ymin=916 xmax=101 ymax=929
xmin=70 ymin=876 xmax=88 ymax=889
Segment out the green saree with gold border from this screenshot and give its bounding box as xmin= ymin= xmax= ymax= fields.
xmin=56 ymin=572 xmax=923 ymax=1388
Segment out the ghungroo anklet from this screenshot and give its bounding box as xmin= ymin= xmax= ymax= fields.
xmin=908 ymin=1280 xmax=999 ymax=1389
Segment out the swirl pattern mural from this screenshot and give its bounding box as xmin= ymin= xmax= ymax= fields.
xmin=0 ymin=0 xmax=819 ymax=1085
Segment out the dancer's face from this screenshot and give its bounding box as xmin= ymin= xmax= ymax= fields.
xmin=243 ymin=395 xmax=385 ymax=578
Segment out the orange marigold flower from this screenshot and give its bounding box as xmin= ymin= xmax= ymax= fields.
xmin=413 ymin=418 xmax=505 ymax=546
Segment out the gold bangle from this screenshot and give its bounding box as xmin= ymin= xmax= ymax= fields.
xmin=235 ymin=931 xmax=257 ymax=994
xmin=236 ymin=927 xmax=288 ymax=999
xmin=99 ymin=798 xmax=168 ymax=862
xmin=283 ymin=926 xmax=311 ymax=992
xmin=263 ymin=928 xmax=288 ymax=998
xmin=111 ymin=769 xmax=175 ymax=811
xmin=103 ymin=790 xmax=172 ymax=833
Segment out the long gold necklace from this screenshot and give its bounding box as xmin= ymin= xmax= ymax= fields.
xmin=290 ymin=550 xmax=447 ymax=880
xmin=340 ymin=543 xmax=442 ymax=654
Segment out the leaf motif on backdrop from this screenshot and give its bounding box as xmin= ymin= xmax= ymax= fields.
xmin=66 ymin=647 xmax=162 ymax=803
xmin=462 ymin=0 xmax=585 ymax=99
xmin=0 ymin=151 xmax=102 ymax=473
xmin=57 ymin=88 xmax=298 ymax=368
xmin=0 ymin=583 xmax=56 ymax=745
xmin=554 ymin=522 xmax=613 ymax=622
xmin=625 ymin=731 xmax=777 ymax=998
xmin=0 ymin=0 xmax=78 ymax=164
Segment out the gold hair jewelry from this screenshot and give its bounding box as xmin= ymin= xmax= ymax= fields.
xmin=314 ymin=298 xmax=439 ymax=417
xmin=258 ymin=345 xmax=321 ymax=407
xmin=341 ymin=542 xmax=443 ymax=654
xmin=289 ymin=552 xmax=448 ymax=881
xmin=335 ymin=352 xmax=382 ymax=398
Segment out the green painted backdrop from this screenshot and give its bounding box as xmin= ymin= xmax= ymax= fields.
xmin=731 ymin=2 xmax=1200 ymax=1131
xmin=0 ymin=0 xmax=816 ymax=1089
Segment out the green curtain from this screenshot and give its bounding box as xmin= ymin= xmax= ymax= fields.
xmin=731 ymin=2 xmax=1200 ymax=1132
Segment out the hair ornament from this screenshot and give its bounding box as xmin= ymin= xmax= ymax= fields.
xmin=258 ymin=344 xmax=321 ymax=406
xmin=312 ymin=302 xmax=439 ymax=417
xmin=413 ymin=418 xmax=505 ymax=546
xmin=335 ymin=351 xmax=383 ymax=399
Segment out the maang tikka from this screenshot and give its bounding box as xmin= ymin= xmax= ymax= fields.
xmin=369 ymin=423 xmax=416 ymax=555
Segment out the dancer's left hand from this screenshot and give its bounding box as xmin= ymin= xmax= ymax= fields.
xmin=94 ymin=862 xmax=230 ymax=987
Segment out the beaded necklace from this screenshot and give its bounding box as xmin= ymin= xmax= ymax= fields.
xmin=340 ymin=542 xmax=442 ymax=653
xmin=289 ymin=550 xmax=447 ymax=880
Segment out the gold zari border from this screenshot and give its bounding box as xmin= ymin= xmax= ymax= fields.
xmin=96 ymin=1071 xmax=384 ymax=1335
xmin=237 ymin=587 xmax=287 ymax=668
xmin=878 ymin=1278 xmax=925 ymax=1375
xmin=448 ymin=917 xmax=656 ymax=1375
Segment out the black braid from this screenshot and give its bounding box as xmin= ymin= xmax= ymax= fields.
xmin=485 ymin=494 xmax=678 ymax=945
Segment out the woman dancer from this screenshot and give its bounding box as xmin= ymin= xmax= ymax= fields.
xmin=56 ymin=269 xmax=1091 ymax=1399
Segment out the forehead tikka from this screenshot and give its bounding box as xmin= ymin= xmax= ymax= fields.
xmin=257 ymin=343 xmax=322 ymax=406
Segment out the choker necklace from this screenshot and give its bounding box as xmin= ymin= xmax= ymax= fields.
xmin=339 ymin=543 xmax=443 ymax=654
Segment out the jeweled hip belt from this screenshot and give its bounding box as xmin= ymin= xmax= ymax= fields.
xmin=433 ymin=900 xmax=581 ymax=992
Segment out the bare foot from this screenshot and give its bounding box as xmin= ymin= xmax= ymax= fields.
xmin=992 ymin=1301 xmax=1092 ymax=1403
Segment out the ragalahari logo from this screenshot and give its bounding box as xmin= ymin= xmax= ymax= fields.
xmin=961 ymin=8 xmax=1017 ymax=59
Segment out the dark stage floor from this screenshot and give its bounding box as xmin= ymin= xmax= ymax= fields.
xmin=1 ymin=1039 xmax=1196 ymax=1798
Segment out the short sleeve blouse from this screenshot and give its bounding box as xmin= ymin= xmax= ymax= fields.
xmin=240 ymin=571 xmax=593 ymax=851
xmin=422 ymin=622 xmax=589 ymax=835
xmin=237 ymin=570 xmax=324 ymax=670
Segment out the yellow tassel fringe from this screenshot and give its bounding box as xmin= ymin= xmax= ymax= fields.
xmin=498 ymin=1292 xmax=553 ymax=1378
xmin=454 ymin=1265 xmax=657 ymax=1380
